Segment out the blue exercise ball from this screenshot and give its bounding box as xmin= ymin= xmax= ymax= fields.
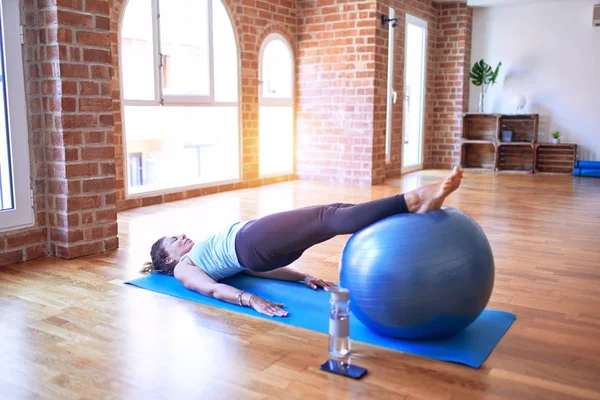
xmin=339 ymin=207 xmax=494 ymax=340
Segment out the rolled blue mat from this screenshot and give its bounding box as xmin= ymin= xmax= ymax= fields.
xmin=573 ymin=168 xmax=581 ymax=177
xmin=125 ymin=273 xmax=516 ymax=368
xmin=580 ymin=168 xmax=600 ymax=178
xmin=576 ymin=160 xmax=600 ymax=169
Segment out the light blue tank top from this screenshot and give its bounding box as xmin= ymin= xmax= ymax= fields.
xmin=180 ymin=221 xmax=249 ymax=281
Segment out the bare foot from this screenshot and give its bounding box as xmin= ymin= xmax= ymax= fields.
xmin=404 ymin=166 xmax=463 ymax=213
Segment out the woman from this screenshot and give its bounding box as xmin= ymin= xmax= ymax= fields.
xmin=142 ymin=167 xmax=463 ymax=317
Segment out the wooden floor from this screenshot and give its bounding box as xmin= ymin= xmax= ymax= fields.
xmin=2 ymin=170 xmax=600 ymax=399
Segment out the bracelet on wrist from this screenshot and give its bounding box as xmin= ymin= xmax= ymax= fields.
xmin=247 ymin=294 xmax=255 ymax=307
xmin=237 ymin=291 xmax=245 ymax=306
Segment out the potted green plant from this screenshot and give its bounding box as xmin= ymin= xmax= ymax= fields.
xmin=551 ymin=130 xmax=561 ymax=144
xmin=470 ymin=59 xmax=502 ymax=113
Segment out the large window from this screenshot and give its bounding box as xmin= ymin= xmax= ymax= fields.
xmin=259 ymin=34 xmax=294 ymax=176
xmin=0 ymin=0 xmax=33 ymax=231
xmin=120 ymin=0 xmax=239 ymax=195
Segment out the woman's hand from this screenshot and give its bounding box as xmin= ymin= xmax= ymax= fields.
xmin=302 ymin=275 xmax=337 ymax=290
xmin=250 ymin=296 xmax=288 ymax=317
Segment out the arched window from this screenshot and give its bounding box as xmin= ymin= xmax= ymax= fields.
xmin=120 ymin=0 xmax=239 ymax=195
xmin=259 ymin=34 xmax=294 ymax=176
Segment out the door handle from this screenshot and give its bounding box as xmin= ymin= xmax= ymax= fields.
xmin=404 ymin=140 xmax=409 ymax=144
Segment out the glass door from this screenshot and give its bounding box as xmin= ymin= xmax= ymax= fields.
xmin=0 ymin=0 xmax=33 ymax=230
xmin=384 ymin=7 xmax=396 ymax=164
xmin=402 ymin=14 xmax=428 ymax=171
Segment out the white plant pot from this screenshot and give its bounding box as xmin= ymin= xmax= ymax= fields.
xmin=551 ymin=138 xmax=561 ymax=144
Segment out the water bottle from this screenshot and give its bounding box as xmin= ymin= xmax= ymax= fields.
xmin=325 ymin=287 xmax=351 ymax=361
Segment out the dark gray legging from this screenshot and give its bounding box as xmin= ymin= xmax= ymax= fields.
xmin=234 ymin=194 xmax=409 ymax=272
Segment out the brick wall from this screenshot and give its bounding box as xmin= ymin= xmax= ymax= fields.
xmin=50 ymin=1 xmax=118 ymax=259
xmin=0 ymin=0 xmax=118 ymax=266
xmin=431 ymin=2 xmax=472 ymax=168
xmin=296 ymin=0 xmax=471 ymax=184
xmin=296 ymin=0 xmax=379 ymax=186
xmin=111 ymin=0 xmax=298 ymax=211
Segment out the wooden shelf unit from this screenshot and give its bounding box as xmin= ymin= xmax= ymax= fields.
xmin=462 ymin=114 xmax=499 ymax=142
xmin=461 ymin=142 xmax=497 ymax=170
xmin=461 ymin=113 xmax=545 ymax=173
xmin=499 ymin=115 xmax=538 ymax=144
xmin=535 ymin=143 xmax=578 ymax=174
xmin=497 ymin=143 xmax=535 ymax=173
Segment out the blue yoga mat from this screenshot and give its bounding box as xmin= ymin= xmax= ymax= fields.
xmin=573 ymin=167 xmax=600 ymax=177
xmin=580 ymin=168 xmax=600 ymax=178
xmin=125 ymin=274 xmax=516 ymax=368
xmin=575 ymin=160 xmax=600 ymax=169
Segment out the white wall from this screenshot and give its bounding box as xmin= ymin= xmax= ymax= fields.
xmin=470 ymin=0 xmax=600 ymax=160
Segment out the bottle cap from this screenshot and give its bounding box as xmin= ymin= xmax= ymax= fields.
xmin=325 ymin=286 xmax=349 ymax=302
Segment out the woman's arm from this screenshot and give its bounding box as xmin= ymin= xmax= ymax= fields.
xmin=173 ymin=261 xmax=288 ymax=317
xmin=244 ymin=266 xmax=336 ymax=289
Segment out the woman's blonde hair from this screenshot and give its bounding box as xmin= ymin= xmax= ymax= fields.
xmin=140 ymin=237 xmax=178 ymax=276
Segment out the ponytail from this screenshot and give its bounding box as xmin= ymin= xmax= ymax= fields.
xmin=144 ymin=237 xmax=178 ymax=276
xmin=140 ymin=262 xmax=154 ymax=274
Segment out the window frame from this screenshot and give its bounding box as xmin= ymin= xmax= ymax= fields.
xmin=258 ymin=33 xmax=295 ymax=107
xmin=120 ymin=0 xmax=219 ymax=107
xmin=119 ymin=0 xmax=161 ymax=106
xmin=158 ymin=0 xmax=214 ymax=105
xmin=258 ymin=33 xmax=295 ymax=177
xmin=0 ymin=0 xmax=34 ymax=232
xmin=127 ymin=152 xmax=143 ymax=187
xmin=119 ymin=0 xmax=241 ymax=198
